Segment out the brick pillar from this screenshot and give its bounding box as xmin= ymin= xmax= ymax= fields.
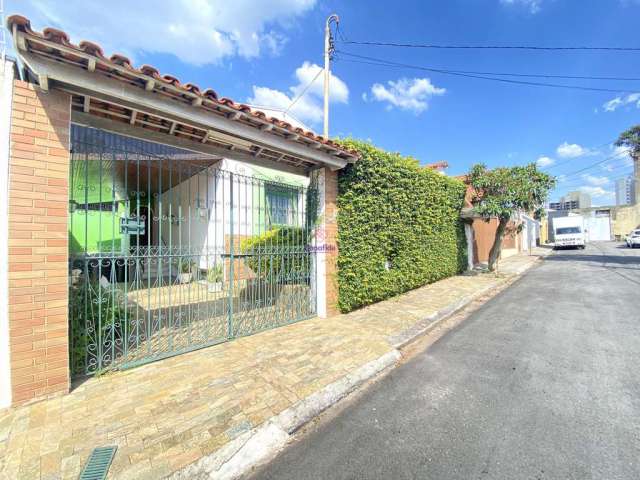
xmin=323 ymin=168 xmax=339 ymax=316
xmin=8 ymin=80 xmax=71 ymax=405
xmin=312 ymin=167 xmax=339 ymax=318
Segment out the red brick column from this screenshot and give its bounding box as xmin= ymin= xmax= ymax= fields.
xmin=323 ymin=168 xmax=340 ymax=317
xmin=8 ymin=80 xmax=71 ymax=405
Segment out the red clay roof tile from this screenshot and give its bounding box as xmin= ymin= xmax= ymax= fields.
xmin=7 ymin=15 xmax=358 ymax=157
xmin=6 ymin=14 xmax=358 ymax=159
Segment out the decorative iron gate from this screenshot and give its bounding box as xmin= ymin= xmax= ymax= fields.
xmin=69 ymin=125 xmax=317 ymax=376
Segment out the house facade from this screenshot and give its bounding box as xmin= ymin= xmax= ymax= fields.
xmin=461 ymin=185 xmax=540 ymax=267
xmin=1 ymin=15 xmax=356 ymax=407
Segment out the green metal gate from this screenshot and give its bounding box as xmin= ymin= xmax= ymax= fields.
xmin=69 ymin=125 xmax=317 ymax=377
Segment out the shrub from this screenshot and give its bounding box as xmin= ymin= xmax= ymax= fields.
xmin=335 ymin=139 xmax=468 ymax=313
xmin=207 ymin=264 xmax=224 ymax=283
xmin=69 ymin=279 xmax=127 ymax=375
xmin=240 ymin=226 xmax=310 ymax=283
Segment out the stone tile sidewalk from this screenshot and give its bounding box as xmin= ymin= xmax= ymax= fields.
xmin=0 ymin=248 xmax=550 ymax=480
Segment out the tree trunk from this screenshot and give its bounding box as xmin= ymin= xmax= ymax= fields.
xmin=488 ymin=217 xmax=509 ymax=272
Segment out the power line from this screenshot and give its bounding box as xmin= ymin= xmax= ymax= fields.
xmin=344 ymin=53 xmax=640 ymax=81
xmin=560 ymin=174 xmax=633 ymax=191
xmin=339 ymin=56 xmax=640 ymax=82
xmin=336 ymin=52 xmax=640 ymax=94
xmin=335 ymin=51 xmax=639 ymax=94
xmin=542 ymin=140 xmax=618 ymax=171
xmin=560 ymin=165 xmax=634 ymax=185
xmin=555 ymin=148 xmax=633 ymax=179
xmin=283 ymin=66 xmax=324 ymax=115
xmin=338 ymin=39 xmax=640 ymax=52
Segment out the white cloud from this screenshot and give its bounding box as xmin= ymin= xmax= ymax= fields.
xmin=556 ymin=142 xmax=592 ymax=158
xmin=500 ymin=0 xmax=543 ymax=13
xmin=11 ymin=0 xmax=317 ymax=65
xmin=578 ymin=186 xmax=615 ymax=200
xmin=536 ymin=156 xmax=554 ymax=167
xmin=581 ymin=174 xmax=610 ymax=186
xmin=602 ymin=93 xmax=640 ymax=112
xmin=247 ymin=61 xmax=348 ymax=126
xmin=601 ymin=145 xmax=634 ymax=171
xmin=365 ymin=78 xmax=446 ymax=114
xmin=612 ymin=145 xmax=633 ymax=164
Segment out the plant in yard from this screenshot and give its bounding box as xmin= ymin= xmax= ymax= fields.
xmin=179 ymin=258 xmax=196 ymax=274
xmin=240 ymin=226 xmax=310 ymax=283
xmin=207 ymin=264 xmax=224 ymax=283
xmin=175 ymin=258 xmax=197 ymax=283
xmin=69 ymin=278 xmax=126 ymax=375
xmin=206 ymin=264 xmax=224 ymax=292
xmin=467 ymin=163 xmax=556 ymax=272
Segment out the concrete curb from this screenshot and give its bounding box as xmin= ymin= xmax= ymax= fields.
xmin=166 ymin=350 xmax=402 ymax=480
xmin=387 ymin=281 xmax=508 ymax=349
xmin=388 ymin=251 xmax=550 ymax=350
xmin=166 ymin=252 xmax=550 ymax=480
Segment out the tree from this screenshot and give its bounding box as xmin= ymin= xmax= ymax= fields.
xmin=615 ymin=125 xmax=640 ymax=156
xmin=468 ymin=163 xmax=556 ymax=272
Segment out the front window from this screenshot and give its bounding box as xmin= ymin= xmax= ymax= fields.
xmin=556 ymin=226 xmax=581 ymax=235
xmin=266 ymin=185 xmax=297 ymax=226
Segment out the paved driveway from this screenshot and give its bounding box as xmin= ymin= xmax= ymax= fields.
xmin=250 ymin=242 xmax=640 ymax=480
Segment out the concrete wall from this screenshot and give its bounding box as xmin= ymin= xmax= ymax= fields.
xmin=551 ymin=205 xmax=640 ymax=241
xmin=470 ymin=218 xmax=523 ymax=264
xmin=611 ymin=203 xmax=640 ymax=239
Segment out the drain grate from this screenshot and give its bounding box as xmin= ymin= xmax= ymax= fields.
xmin=79 ymin=446 xmax=117 ymax=480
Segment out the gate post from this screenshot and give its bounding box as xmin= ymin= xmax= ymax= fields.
xmin=311 ymin=167 xmax=339 ymax=318
xmin=7 ymin=80 xmax=71 ymax=405
xmin=228 ymin=172 xmax=234 ymax=337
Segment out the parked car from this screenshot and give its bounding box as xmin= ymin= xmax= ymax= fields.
xmin=626 ymin=229 xmax=640 ymax=248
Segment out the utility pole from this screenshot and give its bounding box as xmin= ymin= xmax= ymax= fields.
xmin=323 ymin=14 xmax=339 ymax=140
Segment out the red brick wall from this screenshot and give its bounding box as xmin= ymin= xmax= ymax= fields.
xmin=8 ymin=80 xmax=71 ymax=405
xmin=323 ymin=168 xmax=339 ymax=316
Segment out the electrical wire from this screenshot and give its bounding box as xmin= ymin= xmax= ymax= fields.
xmin=283 ymin=66 xmax=324 ymax=115
xmin=554 ymin=148 xmax=633 ymax=179
xmin=335 ymin=51 xmax=639 ymax=94
xmin=338 ymin=55 xmax=640 ymax=82
xmin=543 ymin=140 xmax=618 ymax=171
xmin=559 ymin=173 xmax=634 ymax=190
xmin=338 ymin=39 xmax=640 ymax=52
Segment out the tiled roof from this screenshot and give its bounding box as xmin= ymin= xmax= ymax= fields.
xmin=7 ymin=14 xmax=358 ymax=161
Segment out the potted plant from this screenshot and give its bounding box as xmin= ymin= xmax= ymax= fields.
xmin=207 ymin=264 xmax=224 ymax=293
xmin=177 ymin=259 xmax=196 ymax=284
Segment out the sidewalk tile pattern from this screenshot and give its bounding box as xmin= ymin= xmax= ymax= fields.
xmin=0 ymin=249 xmax=547 ymax=479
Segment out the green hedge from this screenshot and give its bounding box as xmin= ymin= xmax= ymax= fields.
xmin=336 ymin=139 xmax=468 ymax=313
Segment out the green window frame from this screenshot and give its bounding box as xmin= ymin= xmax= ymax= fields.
xmin=265 ymin=184 xmax=298 ymax=227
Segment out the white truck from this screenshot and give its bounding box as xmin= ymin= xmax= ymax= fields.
xmin=553 ymin=215 xmax=586 ymax=249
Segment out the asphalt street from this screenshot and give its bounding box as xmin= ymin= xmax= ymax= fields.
xmin=250 ymin=241 xmax=640 ymax=480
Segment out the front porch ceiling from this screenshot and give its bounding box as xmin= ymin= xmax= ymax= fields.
xmin=8 ymin=15 xmax=359 ymax=174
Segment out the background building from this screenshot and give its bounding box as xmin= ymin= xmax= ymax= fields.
xmin=616 ymin=175 xmax=635 ymax=206
xmin=549 ymin=191 xmax=592 ymax=210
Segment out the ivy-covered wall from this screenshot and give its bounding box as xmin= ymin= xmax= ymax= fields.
xmin=336 ymin=139 xmax=468 ymax=313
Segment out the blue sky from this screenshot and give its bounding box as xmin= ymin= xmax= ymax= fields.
xmin=5 ymin=0 xmax=640 ymax=205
